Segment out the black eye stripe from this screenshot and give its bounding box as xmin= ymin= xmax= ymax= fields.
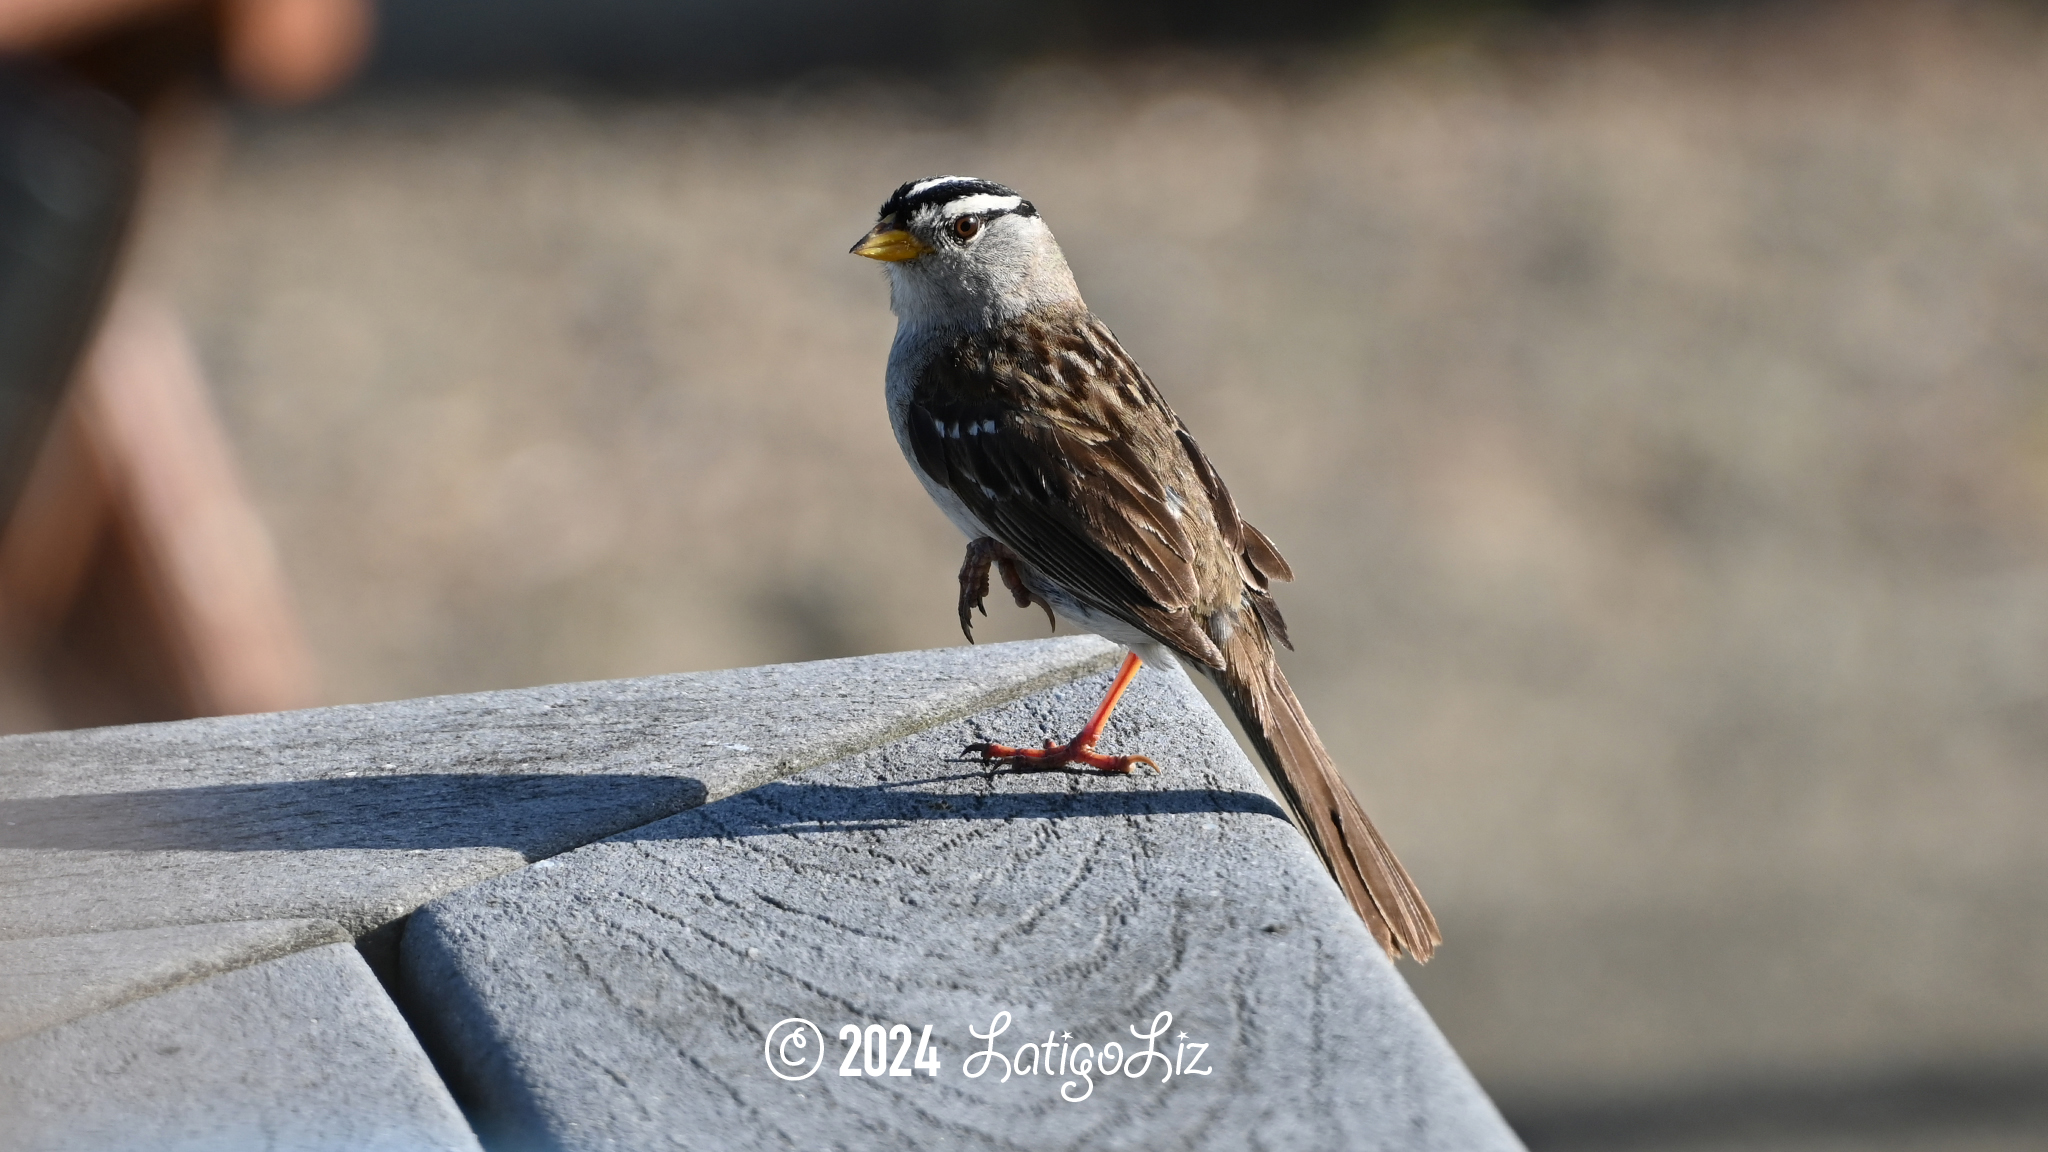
xmin=951 ymin=207 xmax=1028 ymax=229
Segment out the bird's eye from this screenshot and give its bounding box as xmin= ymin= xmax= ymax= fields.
xmin=951 ymin=216 xmax=982 ymax=241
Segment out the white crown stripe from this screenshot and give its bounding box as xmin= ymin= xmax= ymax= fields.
xmin=940 ymin=194 xmax=1025 ymax=218
xmin=908 ymin=175 xmax=972 ymax=196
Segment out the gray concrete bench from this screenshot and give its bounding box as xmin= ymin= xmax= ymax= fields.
xmin=0 ymin=637 xmax=1521 ymax=1151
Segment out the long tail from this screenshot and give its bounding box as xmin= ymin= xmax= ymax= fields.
xmin=1207 ymin=626 xmax=1440 ymax=962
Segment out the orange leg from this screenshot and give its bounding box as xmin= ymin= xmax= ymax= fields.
xmin=966 ymin=651 xmax=1159 ymax=774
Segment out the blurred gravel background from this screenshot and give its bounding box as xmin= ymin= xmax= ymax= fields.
xmin=141 ymin=1 xmax=2048 ymax=1147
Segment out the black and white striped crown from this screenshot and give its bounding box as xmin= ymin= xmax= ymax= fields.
xmin=878 ymin=176 xmax=1038 ymax=222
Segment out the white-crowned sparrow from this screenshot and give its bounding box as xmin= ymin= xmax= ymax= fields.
xmin=852 ymin=176 xmax=1439 ymax=961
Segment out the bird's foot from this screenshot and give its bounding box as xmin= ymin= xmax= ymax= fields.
xmin=964 ymin=736 xmax=1158 ymax=775
xmin=958 ymin=540 xmax=997 ymax=641
xmin=965 ymin=650 xmax=1158 ymax=773
xmin=957 ymin=537 xmax=1055 ymax=643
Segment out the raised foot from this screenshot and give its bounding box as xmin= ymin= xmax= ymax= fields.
xmin=964 ymin=738 xmax=1158 ymax=775
xmin=958 ymin=537 xmax=1054 ymax=643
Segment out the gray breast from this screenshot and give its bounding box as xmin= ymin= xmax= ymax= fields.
xmin=885 ymin=326 xmax=989 ymax=542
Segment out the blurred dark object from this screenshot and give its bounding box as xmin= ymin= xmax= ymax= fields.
xmin=363 ymin=0 xmax=1771 ymax=90
xmin=0 ymin=59 xmax=136 ymax=537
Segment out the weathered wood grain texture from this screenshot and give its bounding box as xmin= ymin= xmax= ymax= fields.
xmin=0 ymin=942 xmax=480 ymax=1152
xmin=0 ymin=918 xmax=347 ymax=1043
xmin=0 ymin=636 xmax=1120 ymax=942
xmin=404 ymin=659 xmax=1520 ymax=1151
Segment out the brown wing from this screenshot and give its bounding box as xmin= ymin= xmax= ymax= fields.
xmin=906 ymin=307 xmax=1259 ymax=667
xmin=1172 ymin=423 xmax=1295 ymax=649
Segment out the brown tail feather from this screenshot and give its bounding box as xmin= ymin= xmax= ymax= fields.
xmin=1207 ymin=625 xmax=1441 ymax=962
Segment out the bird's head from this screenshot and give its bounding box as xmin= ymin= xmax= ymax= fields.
xmin=851 ymin=176 xmax=1081 ymax=331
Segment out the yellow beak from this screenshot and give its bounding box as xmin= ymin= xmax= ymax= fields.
xmin=850 ymin=225 xmax=929 ymax=262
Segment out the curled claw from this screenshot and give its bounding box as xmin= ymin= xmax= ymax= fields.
xmin=994 ymin=550 xmax=1056 ymax=632
xmin=958 ymin=537 xmax=1056 ymax=642
xmin=958 ymin=538 xmax=1002 ymax=642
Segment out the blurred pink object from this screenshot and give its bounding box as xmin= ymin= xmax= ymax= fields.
xmin=81 ymin=292 xmax=317 ymax=714
xmin=0 ymin=293 xmax=318 ymax=723
xmin=0 ymin=0 xmax=373 ymax=104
